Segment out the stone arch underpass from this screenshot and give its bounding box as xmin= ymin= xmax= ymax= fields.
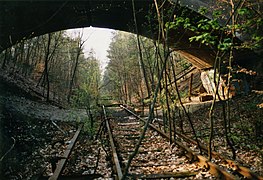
xmin=0 ymin=0 xmax=262 ymax=72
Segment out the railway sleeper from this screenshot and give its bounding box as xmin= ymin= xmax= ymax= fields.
xmin=119 ymin=149 xmax=163 ymax=154
xmin=130 ymin=162 xmax=185 ymax=168
xmin=39 ymin=174 xmax=103 ymax=180
xmin=115 ymin=133 xmax=141 ymax=137
xmin=114 ymin=128 xmax=141 ymax=132
xmin=115 ymin=135 xmax=150 ymax=140
xmin=117 ymin=122 xmax=141 ymax=126
xmin=128 ymin=171 xmax=198 ymax=179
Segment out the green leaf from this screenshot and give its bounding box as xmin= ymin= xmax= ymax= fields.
xmin=237 ymin=8 xmax=249 ymax=15
xmin=223 ymin=38 xmax=232 ymax=43
xmin=189 ymin=36 xmax=195 ymax=42
xmin=198 ymin=7 xmax=208 ymax=15
xmin=209 ymin=20 xmax=220 ymax=30
xmin=212 ymin=10 xmax=222 ymax=18
xmin=217 ymin=38 xmax=233 ymax=51
xmin=189 ymin=26 xmax=198 ymax=32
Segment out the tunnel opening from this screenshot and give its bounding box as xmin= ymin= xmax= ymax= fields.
xmin=0 ymin=0 xmax=262 ymax=179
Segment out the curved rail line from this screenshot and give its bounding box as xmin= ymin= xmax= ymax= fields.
xmin=174 ymin=131 xmax=263 ymax=180
xmin=103 ymin=104 xmax=262 ymax=180
xmin=103 ymin=105 xmax=217 ymax=179
xmin=146 ymin=111 xmax=263 ymax=180
xmin=119 ymin=105 xmax=236 ymax=179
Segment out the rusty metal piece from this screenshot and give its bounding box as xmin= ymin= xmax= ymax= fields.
xmin=120 ymin=105 xmax=237 ymax=180
xmin=48 ymin=124 xmax=83 ymax=180
xmin=197 ymin=155 xmax=235 ymax=180
xmin=176 ymin=132 xmax=263 ymax=180
xmin=103 ymin=105 xmax=123 ymax=180
xmin=226 ymin=159 xmax=263 ymax=180
xmin=122 ymin=105 xmax=263 ymax=180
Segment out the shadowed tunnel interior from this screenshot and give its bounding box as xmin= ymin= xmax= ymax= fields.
xmin=0 ymin=0 xmax=262 ymax=71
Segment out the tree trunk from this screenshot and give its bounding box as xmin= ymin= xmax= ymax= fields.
xmin=188 ymin=73 xmax=193 ymax=101
xmin=44 ymin=33 xmax=52 ymax=102
xmin=122 ymin=46 xmax=169 ymax=179
xmin=67 ymin=32 xmax=84 ymax=103
xmin=67 ymin=49 xmax=80 ymax=103
xmin=164 ymin=66 xmax=172 ymax=143
xmin=132 ymin=0 xmax=151 ymax=98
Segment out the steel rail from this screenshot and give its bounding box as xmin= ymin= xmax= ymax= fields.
xmin=146 ymin=111 xmax=263 ymax=179
xmin=120 ymin=105 xmax=237 ymax=179
xmin=48 ymin=124 xmax=83 ymax=180
xmin=175 ymin=132 xmax=263 ymax=180
xmin=102 ymin=105 xmax=123 ymax=180
xmin=121 ymin=105 xmax=263 ymax=180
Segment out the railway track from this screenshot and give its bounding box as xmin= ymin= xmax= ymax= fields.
xmin=104 ymin=105 xmax=211 ymax=179
xmin=103 ymin=104 xmax=263 ymax=180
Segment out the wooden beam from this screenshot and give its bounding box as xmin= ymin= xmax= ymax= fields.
xmin=131 ymin=171 xmax=197 ymax=179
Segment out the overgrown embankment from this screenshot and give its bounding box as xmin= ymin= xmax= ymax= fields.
xmin=0 ymin=78 xmax=101 ymax=179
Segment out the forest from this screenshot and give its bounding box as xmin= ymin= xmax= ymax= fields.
xmin=0 ymin=0 xmax=262 ymax=179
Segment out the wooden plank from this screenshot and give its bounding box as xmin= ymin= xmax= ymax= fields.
xmin=167 ymin=67 xmax=197 ymax=86
xmin=118 ymin=122 xmax=140 ymax=126
xmin=131 ymin=171 xmax=197 ymax=179
xmin=40 ymin=174 xmax=102 ymax=180
xmin=48 ymin=124 xmax=83 ymax=180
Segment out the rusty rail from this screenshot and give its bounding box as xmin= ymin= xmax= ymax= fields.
xmin=48 ymin=124 xmax=83 ymax=180
xmin=121 ymin=105 xmax=263 ymax=180
xmin=103 ymin=105 xmax=123 ymax=180
xmin=120 ymin=105 xmax=238 ymax=179
xmin=176 ymin=131 xmax=263 ymax=180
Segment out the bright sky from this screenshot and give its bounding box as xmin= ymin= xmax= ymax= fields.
xmin=66 ymin=27 xmax=115 ymax=73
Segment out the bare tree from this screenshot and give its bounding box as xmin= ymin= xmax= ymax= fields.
xmin=67 ymin=30 xmax=85 ymax=103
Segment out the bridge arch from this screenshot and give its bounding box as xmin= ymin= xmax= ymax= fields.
xmin=0 ymin=0 xmax=261 ymax=71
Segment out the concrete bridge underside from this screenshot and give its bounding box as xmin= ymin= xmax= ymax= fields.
xmin=0 ymin=0 xmax=261 ymax=71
